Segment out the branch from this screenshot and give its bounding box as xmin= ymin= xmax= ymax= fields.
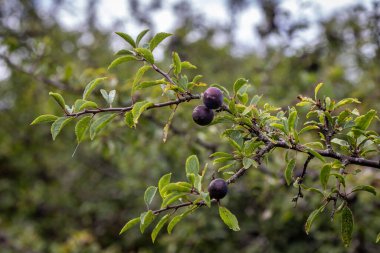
xmin=151 ymin=63 xmax=176 ymax=85
xmin=227 ymin=142 xmax=275 ymax=184
xmin=152 ymin=143 xmax=277 ymax=216
xmin=293 ymin=155 xmax=314 ymax=204
xmin=0 ymin=54 xmax=74 ymax=91
xmin=66 ymin=94 xmax=201 ymax=117
xmin=152 ymin=201 xmax=205 ymax=215
xmin=274 ymin=141 xmax=380 ymax=169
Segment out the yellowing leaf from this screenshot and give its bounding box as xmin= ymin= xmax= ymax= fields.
xmin=314 ymin=83 xmax=323 ymax=100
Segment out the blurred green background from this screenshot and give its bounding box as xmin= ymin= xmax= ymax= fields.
xmin=0 ymin=0 xmax=379 ymax=252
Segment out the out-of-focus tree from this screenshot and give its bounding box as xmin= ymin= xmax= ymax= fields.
xmin=0 ymin=1 xmax=379 ymax=252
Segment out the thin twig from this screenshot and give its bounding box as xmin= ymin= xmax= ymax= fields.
xmin=65 ymin=94 xmax=201 ymax=117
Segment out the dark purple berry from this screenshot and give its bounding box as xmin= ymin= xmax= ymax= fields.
xmin=208 ymin=178 xmax=228 ymax=200
xmin=192 ymin=105 xmax=214 ymax=126
xmin=203 ymin=87 xmax=223 ymax=109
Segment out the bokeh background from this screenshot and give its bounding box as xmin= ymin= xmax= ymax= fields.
xmin=0 ymin=0 xmax=379 ymax=252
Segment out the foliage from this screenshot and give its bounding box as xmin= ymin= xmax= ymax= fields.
xmin=32 ymin=29 xmax=380 ymax=248
xmin=1 ymin=1 xmax=380 ymax=252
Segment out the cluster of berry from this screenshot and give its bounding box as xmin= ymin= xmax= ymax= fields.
xmin=192 ymin=87 xmax=223 ymax=126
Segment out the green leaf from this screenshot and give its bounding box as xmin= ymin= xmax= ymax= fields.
xmin=200 ymin=192 xmax=211 ymax=207
xmin=351 ymin=185 xmax=376 ymax=195
xmin=284 ymin=158 xmax=296 ymax=186
xmin=132 ymin=100 xmax=154 ymax=125
xmin=114 ymin=49 xmax=133 ymax=56
xmin=161 ymin=182 xmax=192 ymax=196
xmin=186 ymin=155 xmax=199 ymax=175
xmin=136 ymin=79 xmax=166 ymax=90
xmin=49 ymin=92 xmax=66 ymax=110
xmin=161 ymin=192 xmax=187 ymax=208
xmin=83 ymin=77 xmax=107 ymax=100
xmin=79 ymin=101 xmax=98 ymax=111
xmin=162 ymin=106 xmax=177 ymax=143
xmin=331 ymin=138 xmax=350 ymax=148
xmin=132 ymin=65 xmax=152 ymax=92
xmin=149 ymin=32 xmax=172 ymax=51
xmin=74 ymin=99 xmax=86 ymax=112
xmin=354 ymin=109 xmax=376 ymax=131
xmin=299 ymin=125 xmax=319 ymax=135
xmin=242 ymin=157 xmax=255 ymax=169
xmin=271 ymin=123 xmax=286 ymax=133
xmin=181 ymin=61 xmax=197 ymax=69
xmin=213 ymin=157 xmax=234 ymax=165
xmin=288 ymin=109 xmax=298 ymax=132
xmin=304 ymin=142 xmax=324 ymax=149
xmin=51 ymin=117 xmax=73 ymax=140
xmin=301 ymin=185 xmax=324 ymax=196
xmin=341 ymin=206 xmax=354 ymax=247
xmin=140 ymin=210 xmax=156 ymax=233
xmin=192 ymin=74 xmax=203 ymax=83
xmin=219 ymin=206 xmax=240 ymax=231
xmin=89 ymin=114 xmax=116 ymax=140
xmin=210 ymin=114 xmax=236 ymax=125
xmin=331 ymin=172 xmax=346 ymax=187
xmin=115 ymin=32 xmax=136 ymax=47
xmin=151 ymin=214 xmax=169 ymax=243
xmin=337 ymin=110 xmax=351 ymax=125
xmin=31 ymin=114 xmax=58 ymax=125
xmin=75 ymin=116 xmax=91 ymax=143
xmin=218 ymin=163 xmax=235 ymax=172
xmin=334 ymin=98 xmax=360 ymax=110
xmin=233 ymin=78 xmax=247 ymax=95
xmin=210 ymin=152 xmax=233 ymax=158
xmin=167 ymin=215 xmax=182 ymax=234
xmin=320 ymin=164 xmax=331 ymax=190
xmin=136 ymin=29 xmax=150 ymax=46
xmin=227 ymin=138 xmax=242 ymax=151
xmin=306 ymin=148 xmax=325 ymax=162
xmin=296 ymin=101 xmax=312 ymax=107
xmin=144 ymin=186 xmax=158 ymax=207
xmin=119 ymin=217 xmax=140 ymax=235
xmin=376 ymin=233 xmax=380 ymax=243
xmin=124 ymin=111 xmax=134 ymax=128
xmin=158 ymin=173 xmax=172 ymax=198
xmin=108 ymin=55 xmax=137 ymax=69
xmin=135 ymin=48 xmax=154 ymax=64
xmin=305 ymin=208 xmax=322 ymax=235
xmin=314 ymin=83 xmax=323 ymax=100
xmin=167 ymin=207 xmax=196 ymax=234
xmin=172 ymin=52 xmax=181 ymax=75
